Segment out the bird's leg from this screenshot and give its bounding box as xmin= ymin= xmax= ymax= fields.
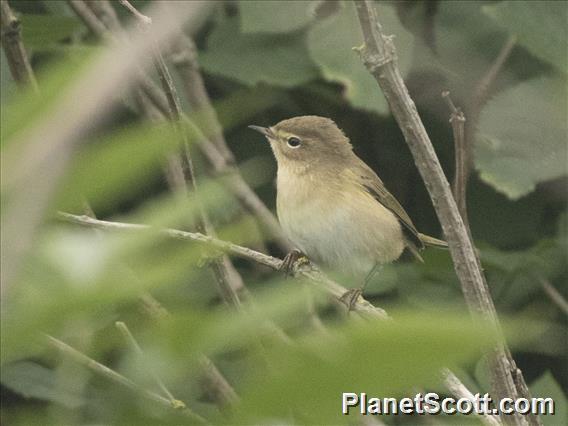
xmin=279 ymin=249 xmax=310 ymax=276
xmin=340 ymin=263 xmax=383 ymax=311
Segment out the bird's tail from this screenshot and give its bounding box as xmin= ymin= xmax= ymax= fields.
xmin=418 ymin=233 xmax=448 ymax=249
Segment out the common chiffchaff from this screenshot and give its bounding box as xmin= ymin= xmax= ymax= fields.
xmin=250 ymin=116 xmax=445 ymax=298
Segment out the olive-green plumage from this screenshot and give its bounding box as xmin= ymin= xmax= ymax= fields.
xmin=249 ymin=116 xmax=446 ymax=279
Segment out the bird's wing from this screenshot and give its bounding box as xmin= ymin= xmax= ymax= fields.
xmin=351 ymin=159 xmax=424 ymax=250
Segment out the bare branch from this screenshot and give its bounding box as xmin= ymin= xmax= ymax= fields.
xmin=1 ymin=0 xmax=207 ymax=308
xmin=115 ymin=321 xmax=181 ymax=406
xmin=442 ymin=91 xmax=468 ymax=226
xmin=57 ymin=211 xmax=386 ymax=318
xmin=442 ymin=369 xmax=502 ymax=426
xmin=59 ymin=211 xmax=492 ymax=422
xmin=353 ymin=2 xmax=536 ymax=425
xmin=539 ymin=277 xmax=568 ymax=316
xmin=0 ymin=0 xmax=39 ymax=91
xmin=69 ymin=0 xmax=290 ymax=251
xmin=46 ymin=334 xmax=208 ymax=423
xmin=472 ymin=35 xmax=517 ymax=116
xmin=118 ymin=0 xmax=245 ymax=309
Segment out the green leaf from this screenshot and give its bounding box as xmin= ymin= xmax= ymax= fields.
xmin=307 ymin=2 xmax=413 ymax=114
xmin=200 ymin=17 xmax=319 ymax=87
xmin=1 ymin=361 xmax=84 ymax=408
xmin=235 ymin=312 xmax=497 ymax=424
xmin=1 ymin=50 xmax=18 ymax=104
xmin=56 ymin=122 xmax=179 ymax=212
xmin=530 ymin=371 xmax=567 ymax=426
xmin=20 ymin=14 xmax=82 ymax=50
xmin=475 ymin=76 xmax=567 ymax=199
xmin=483 ymin=1 xmax=567 ymax=74
xmin=239 ymin=0 xmax=316 ymax=34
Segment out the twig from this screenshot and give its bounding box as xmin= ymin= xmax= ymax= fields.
xmin=137 ymin=293 xmax=241 ymax=409
xmin=46 ymin=334 xmax=208 ymax=424
xmin=461 ymin=35 xmax=517 ymax=210
xmin=472 ymin=35 xmax=517 ymax=118
xmin=353 ymin=2 xmax=536 ymax=425
xmin=115 ymin=321 xmax=181 ymax=406
xmin=442 ymin=369 xmax=502 ymax=426
xmin=57 ymin=211 xmax=387 ymax=318
xmin=539 ymin=277 xmax=568 ymax=316
xmin=442 ymin=91 xmax=468 ymax=227
xmin=119 ymin=0 xmax=246 ymax=309
xmin=69 ymin=0 xmax=290 ymax=251
xmin=118 ymin=0 xmax=151 ymax=25
xmin=59 ymin=211 xmax=490 ymax=421
xmin=0 ymin=0 xmax=39 ymax=91
xmin=2 ymin=0 xmax=206 ymax=313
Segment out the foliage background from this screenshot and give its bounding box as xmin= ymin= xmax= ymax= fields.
xmin=1 ymin=1 xmax=566 ymax=425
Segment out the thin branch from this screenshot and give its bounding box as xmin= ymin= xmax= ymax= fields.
xmin=472 ymin=35 xmax=517 ymax=116
xmin=46 ymin=334 xmax=208 ymax=424
xmin=115 ymin=321 xmax=180 ymax=406
xmin=119 ymin=0 xmax=246 ymax=310
xmin=59 ymin=211 xmax=489 ymax=421
xmin=118 ymin=0 xmax=152 ymax=25
xmin=137 ymin=293 xmax=241 ymax=408
xmin=0 ymin=0 xmax=39 ymax=91
xmin=442 ymin=91 xmax=468 ymax=227
xmin=539 ymin=277 xmax=568 ymax=316
xmin=69 ymin=0 xmax=290 ymax=251
xmin=442 ymin=369 xmax=502 ymax=426
xmin=57 ymin=211 xmax=387 ymax=318
xmin=353 ymin=2 xmax=536 ymax=425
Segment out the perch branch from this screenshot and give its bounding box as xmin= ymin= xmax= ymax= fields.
xmin=57 ymin=211 xmax=387 ymax=319
xmin=68 ymin=0 xmax=290 ymax=251
xmin=354 ymin=2 xmax=536 ymax=425
xmin=119 ymin=0 xmax=245 ymax=308
xmin=59 ymin=211 xmax=494 ymax=423
xmin=46 ymin=334 xmax=208 ymax=423
xmin=0 ymin=0 xmax=39 ymax=91
xmin=66 ymin=0 xmax=241 ymax=410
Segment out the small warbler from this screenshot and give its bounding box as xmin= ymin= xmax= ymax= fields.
xmin=249 ymin=116 xmax=446 ymax=304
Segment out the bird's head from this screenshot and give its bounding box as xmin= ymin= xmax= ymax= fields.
xmin=249 ymin=116 xmax=353 ymax=170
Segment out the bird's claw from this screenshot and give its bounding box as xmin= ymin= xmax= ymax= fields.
xmin=339 ymin=287 xmax=363 ymax=312
xmin=279 ymin=249 xmax=310 ymax=276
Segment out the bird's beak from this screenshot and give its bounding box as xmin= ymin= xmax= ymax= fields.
xmin=248 ymin=125 xmax=275 ymax=140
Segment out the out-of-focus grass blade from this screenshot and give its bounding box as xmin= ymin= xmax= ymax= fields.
xmin=235 ymin=312 xmax=499 ymax=424
xmin=55 ymin=122 xmax=179 ymax=212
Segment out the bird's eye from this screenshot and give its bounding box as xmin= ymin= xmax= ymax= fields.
xmin=287 ymin=136 xmax=301 ymax=148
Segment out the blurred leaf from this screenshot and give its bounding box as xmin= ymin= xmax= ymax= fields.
xmin=1 ymin=361 xmax=84 ymax=408
xmin=20 ymin=14 xmax=82 ymax=50
xmin=235 ymin=312 xmax=497 ymax=424
xmin=56 ymin=122 xmax=178 ymax=212
xmin=530 ymin=371 xmax=568 ymax=426
xmin=200 ymin=17 xmax=319 ymax=87
xmin=239 ymin=0 xmax=317 ymax=34
xmin=483 ymin=1 xmax=567 ymax=74
xmin=480 ymin=236 xmax=567 ymax=310
xmin=1 ymin=50 xmax=18 ymax=104
xmin=476 ymin=76 xmax=567 ymax=199
xmin=307 ymin=2 xmax=413 ymax=114
xmin=414 ymin=1 xmax=508 ymax=84
xmin=1 ymin=46 xmax=96 ymax=148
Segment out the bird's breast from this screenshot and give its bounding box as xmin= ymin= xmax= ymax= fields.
xmin=276 ymin=167 xmax=404 ymax=277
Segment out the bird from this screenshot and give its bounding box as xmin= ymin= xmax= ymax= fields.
xmin=249 ymin=116 xmax=446 ymax=308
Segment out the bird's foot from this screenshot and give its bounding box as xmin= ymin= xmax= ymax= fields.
xmin=279 ymin=249 xmax=310 ymax=276
xmin=339 ymin=287 xmax=363 ymax=312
